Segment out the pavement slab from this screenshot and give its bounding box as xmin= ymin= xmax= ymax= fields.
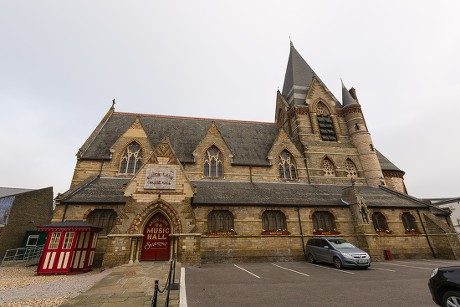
xmin=61 ymin=261 xmax=180 ymax=307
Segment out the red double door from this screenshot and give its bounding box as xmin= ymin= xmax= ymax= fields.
xmin=141 ymin=213 xmax=171 ymax=261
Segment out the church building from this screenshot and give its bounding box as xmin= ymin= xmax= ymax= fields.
xmin=53 ymin=43 xmax=460 ymax=267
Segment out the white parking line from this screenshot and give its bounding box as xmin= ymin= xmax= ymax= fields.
xmin=180 ymin=267 xmax=187 ymax=307
xmin=414 ymin=259 xmax=460 ymax=266
xmin=380 ymin=262 xmax=431 ymax=270
xmin=311 ymin=263 xmax=355 ymax=275
xmin=234 ymin=264 xmax=261 ymax=279
xmin=271 ymin=263 xmax=310 ymax=276
xmin=370 ymin=267 xmax=396 ymax=272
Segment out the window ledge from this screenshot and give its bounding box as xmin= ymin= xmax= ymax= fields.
xmin=205 ymin=231 xmax=237 ymax=236
xmin=261 ymin=231 xmax=290 ymax=235
xmin=313 ymin=231 xmax=341 ymax=235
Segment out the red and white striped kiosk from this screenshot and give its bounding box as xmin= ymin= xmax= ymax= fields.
xmin=37 ymin=221 xmax=101 ymax=275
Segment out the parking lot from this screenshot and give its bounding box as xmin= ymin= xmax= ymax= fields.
xmin=183 ymin=259 xmax=460 ymax=307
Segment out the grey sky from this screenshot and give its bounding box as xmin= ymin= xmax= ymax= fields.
xmin=0 ymin=1 xmax=458 ymax=198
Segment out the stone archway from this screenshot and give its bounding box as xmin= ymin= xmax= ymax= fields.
xmin=129 ymin=200 xmax=182 ymax=261
xmin=141 ymin=212 xmax=171 ymax=260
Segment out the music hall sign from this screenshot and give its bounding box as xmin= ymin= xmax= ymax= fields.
xmin=144 ymin=167 xmax=176 ymax=190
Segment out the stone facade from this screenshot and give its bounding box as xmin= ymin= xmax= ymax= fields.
xmin=54 ymin=44 xmax=460 ymax=267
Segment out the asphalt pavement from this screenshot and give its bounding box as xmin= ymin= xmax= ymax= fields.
xmin=183 ymin=259 xmax=456 ymax=307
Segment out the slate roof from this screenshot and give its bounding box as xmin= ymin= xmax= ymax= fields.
xmin=191 ymin=180 xmax=427 ymax=208
xmin=60 ymin=176 xmax=129 ymax=204
xmin=282 ymin=43 xmax=341 ymax=108
xmin=37 ymin=220 xmax=102 ymax=231
xmin=0 ymin=187 xmax=34 ymax=199
xmin=81 ymin=113 xmax=282 ymax=166
xmin=59 ymin=175 xmax=430 ymax=210
xmin=376 ymin=150 xmax=404 ymax=174
xmin=341 ymin=81 xmax=358 ymax=107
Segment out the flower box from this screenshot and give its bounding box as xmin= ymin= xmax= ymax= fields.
xmin=205 ymin=231 xmax=237 ymax=236
xmin=376 ymin=231 xmax=392 ymax=235
xmin=261 ymin=231 xmax=290 ymax=235
xmin=313 ymin=231 xmax=340 ymax=235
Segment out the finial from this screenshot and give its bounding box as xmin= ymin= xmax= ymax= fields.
xmin=111 ymin=99 xmax=116 ymax=108
xmin=289 ymin=36 xmax=294 ymax=47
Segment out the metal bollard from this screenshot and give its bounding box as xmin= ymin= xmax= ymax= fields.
xmin=151 ymin=280 xmax=159 ymax=307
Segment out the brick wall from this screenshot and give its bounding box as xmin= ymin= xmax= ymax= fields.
xmin=0 ymin=187 xmax=53 ymax=259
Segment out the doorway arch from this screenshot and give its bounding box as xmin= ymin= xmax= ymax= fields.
xmin=141 ymin=212 xmax=171 ymax=260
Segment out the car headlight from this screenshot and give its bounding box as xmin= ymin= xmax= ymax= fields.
xmin=430 ymin=268 xmax=438 ymax=278
xmin=341 ymin=252 xmax=353 ymax=259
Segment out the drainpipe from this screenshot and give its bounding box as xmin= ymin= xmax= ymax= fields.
xmin=297 ymin=207 xmax=306 ymax=258
xmin=61 ymin=203 xmax=68 ymax=222
xmin=249 ymin=165 xmax=253 ymax=183
xmin=416 ymin=208 xmax=436 ymax=259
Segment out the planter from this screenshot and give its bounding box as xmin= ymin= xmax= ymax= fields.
xmin=261 ymin=231 xmax=290 ymax=235
xmin=205 ymin=231 xmax=237 ymax=236
xmin=405 ymin=231 xmax=422 ymax=235
xmin=313 ymin=231 xmax=340 ymax=235
xmin=376 ymin=231 xmax=392 ymax=235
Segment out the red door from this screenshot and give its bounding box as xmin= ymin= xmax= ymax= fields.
xmin=141 ymin=213 xmax=171 ymax=260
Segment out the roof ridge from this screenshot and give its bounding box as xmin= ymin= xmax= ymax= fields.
xmin=113 ymin=111 xmax=280 ymax=126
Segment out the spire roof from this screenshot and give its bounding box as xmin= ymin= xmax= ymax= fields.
xmin=341 ymin=80 xmax=358 ymax=106
xmin=282 ymin=43 xmax=340 ymax=108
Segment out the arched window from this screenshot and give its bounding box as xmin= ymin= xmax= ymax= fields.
xmin=312 ymin=211 xmax=336 ymax=232
xmin=321 ymin=158 xmax=336 ymax=176
xmin=262 ymin=210 xmax=287 ymax=232
xmin=372 ymin=212 xmax=390 ymax=233
xmin=279 ymin=150 xmax=297 ymax=180
xmin=345 ymin=159 xmax=358 ymax=177
xmin=204 ymin=146 xmax=223 ymax=177
xmin=317 ymin=102 xmax=336 ymax=141
xmin=87 ymin=209 xmax=117 ymax=236
xmin=402 ymin=213 xmax=419 ymax=232
xmin=119 ymin=142 xmax=143 ymax=174
xmin=207 ymin=210 xmax=234 ymax=233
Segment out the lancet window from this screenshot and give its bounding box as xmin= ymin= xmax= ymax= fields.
xmin=312 ymin=211 xmax=337 ymax=232
xmin=402 ymin=213 xmax=419 ymax=232
xmin=119 ymin=142 xmax=143 ymax=174
xmin=321 ymin=158 xmax=336 ymax=176
xmin=372 ymin=212 xmax=390 ymax=233
xmin=317 ymin=102 xmax=337 ymax=141
xmin=204 ymin=146 xmax=223 ymax=177
xmin=279 ymin=150 xmax=297 ymax=180
xmin=345 ymin=159 xmax=358 ymax=177
xmin=207 ymin=210 xmax=234 ymax=232
xmin=87 ymin=209 xmax=117 ymax=236
xmin=262 ymin=210 xmax=287 ymax=232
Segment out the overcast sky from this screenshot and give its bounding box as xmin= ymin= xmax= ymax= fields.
xmin=0 ymin=1 xmax=458 ymax=199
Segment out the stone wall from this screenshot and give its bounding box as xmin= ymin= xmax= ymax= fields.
xmin=0 ymin=187 xmax=53 ymax=259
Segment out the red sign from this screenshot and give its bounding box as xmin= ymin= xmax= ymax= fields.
xmin=141 ymin=213 xmax=171 ymax=260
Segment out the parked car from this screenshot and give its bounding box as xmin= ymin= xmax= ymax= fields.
xmin=305 ymin=237 xmax=371 ymax=269
xmin=429 ymin=266 xmax=460 ymax=306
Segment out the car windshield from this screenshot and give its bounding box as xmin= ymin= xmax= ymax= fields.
xmin=329 ymin=239 xmax=356 ymax=249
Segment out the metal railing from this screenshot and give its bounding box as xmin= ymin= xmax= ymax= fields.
xmin=2 ymin=245 xmax=44 ymax=264
xmin=151 ymin=256 xmax=179 ymax=307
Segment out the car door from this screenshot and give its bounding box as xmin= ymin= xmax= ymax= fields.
xmin=315 ymin=239 xmax=331 ymax=262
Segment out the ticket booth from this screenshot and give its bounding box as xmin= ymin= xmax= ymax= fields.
xmin=37 ymin=221 xmax=101 ymax=275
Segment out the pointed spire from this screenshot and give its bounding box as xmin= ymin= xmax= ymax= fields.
xmin=341 ymin=80 xmax=358 ymax=107
xmin=282 ymin=42 xmax=340 ymax=108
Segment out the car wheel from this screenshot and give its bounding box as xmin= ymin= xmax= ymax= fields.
xmin=333 ymin=257 xmax=343 ymax=269
xmin=443 ymin=290 xmax=460 ymax=307
xmin=307 ymin=253 xmax=316 ymax=264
